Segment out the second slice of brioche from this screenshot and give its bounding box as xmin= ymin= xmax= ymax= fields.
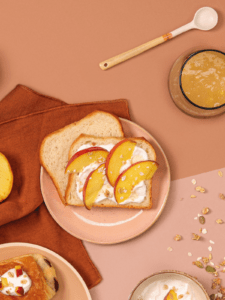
xmin=40 ymin=111 xmax=124 ymax=204
xmin=65 ymin=135 xmax=157 ymax=209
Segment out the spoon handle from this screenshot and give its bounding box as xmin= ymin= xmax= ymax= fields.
xmin=99 ymin=33 xmax=173 ymax=70
xmin=171 ymin=22 xmax=194 ymax=37
xmin=99 ymin=21 xmax=195 ymax=70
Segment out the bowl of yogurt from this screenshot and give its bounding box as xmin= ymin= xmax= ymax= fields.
xmin=129 ymin=270 xmax=210 ymax=300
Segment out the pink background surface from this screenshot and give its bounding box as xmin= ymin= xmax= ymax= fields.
xmin=0 ymin=0 xmax=225 ymax=299
xmin=86 ymin=168 xmax=225 ymax=300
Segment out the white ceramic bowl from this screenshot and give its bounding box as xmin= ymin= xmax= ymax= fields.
xmin=129 ymin=270 xmax=210 ymax=300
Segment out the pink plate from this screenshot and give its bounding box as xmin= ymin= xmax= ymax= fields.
xmin=0 ymin=242 xmax=91 ymax=300
xmin=40 ymin=119 xmax=170 ymax=244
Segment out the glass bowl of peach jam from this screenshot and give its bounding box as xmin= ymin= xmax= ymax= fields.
xmin=169 ymin=48 xmax=225 ymax=118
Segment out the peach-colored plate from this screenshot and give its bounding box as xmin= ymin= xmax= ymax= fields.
xmin=40 ymin=118 xmax=170 ymax=244
xmin=0 ymin=242 xmax=91 ymax=300
xmin=129 ymin=270 xmax=210 ymax=300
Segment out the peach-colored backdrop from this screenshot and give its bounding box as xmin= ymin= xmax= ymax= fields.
xmin=0 ymin=0 xmax=224 ymax=181
xmin=0 ymin=1 xmax=225 ymax=299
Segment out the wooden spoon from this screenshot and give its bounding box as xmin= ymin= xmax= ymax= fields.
xmin=99 ymin=7 xmax=218 ymax=70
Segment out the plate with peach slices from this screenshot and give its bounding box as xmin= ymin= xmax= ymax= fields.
xmin=40 ymin=118 xmax=170 ymax=244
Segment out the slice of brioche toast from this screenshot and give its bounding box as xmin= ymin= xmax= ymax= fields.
xmin=40 ymin=111 xmax=124 ymax=204
xmin=0 ymin=254 xmax=58 ymax=299
xmin=65 ymin=134 xmax=157 ymax=209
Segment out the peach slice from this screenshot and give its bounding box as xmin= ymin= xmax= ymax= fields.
xmin=1 ymin=277 xmax=8 ymax=287
xmin=15 ymin=286 xmax=25 ymax=296
xmin=0 ymin=152 xmax=13 ymax=202
xmin=105 ymin=139 xmax=136 ymax=187
xmin=164 ymin=290 xmax=178 ymax=300
xmin=83 ymin=164 xmax=106 ymax=210
xmin=114 ymin=160 xmax=158 ymax=203
xmin=65 ymin=147 xmax=108 ymax=174
xmin=0 ymin=281 xmax=2 ymax=291
xmin=15 ymin=265 xmax=23 ymax=277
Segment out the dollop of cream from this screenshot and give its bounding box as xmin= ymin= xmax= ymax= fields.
xmin=0 ymin=268 xmax=32 ymax=296
xmin=76 ymin=143 xmax=148 ymax=204
xmin=140 ymin=279 xmax=196 ymax=300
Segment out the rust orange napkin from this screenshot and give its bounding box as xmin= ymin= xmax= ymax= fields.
xmin=0 ymin=84 xmax=131 ymax=288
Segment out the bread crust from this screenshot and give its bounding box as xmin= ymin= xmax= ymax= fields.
xmin=65 ymin=135 xmax=157 ymax=209
xmin=0 ymin=254 xmax=58 ymax=299
xmin=39 ymin=110 xmax=124 ymax=205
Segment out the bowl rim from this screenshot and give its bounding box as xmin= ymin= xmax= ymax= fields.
xmin=179 ymin=49 xmax=225 ymax=110
xmin=128 ymin=270 xmax=210 ymax=300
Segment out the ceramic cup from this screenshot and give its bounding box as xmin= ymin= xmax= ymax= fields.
xmin=169 ymin=47 xmax=225 ymax=118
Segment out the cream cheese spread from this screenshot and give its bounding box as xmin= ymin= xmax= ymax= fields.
xmin=76 ymin=143 xmax=148 ymax=205
xmin=140 ymin=279 xmax=195 ymax=300
xmin=0 ymin=268 xmax=32 ymax=296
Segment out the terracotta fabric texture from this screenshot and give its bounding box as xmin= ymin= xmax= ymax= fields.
xmin=0 ymin=84 xmax=131 ymax=289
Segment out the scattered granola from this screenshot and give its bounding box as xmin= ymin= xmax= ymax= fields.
xmin=196 ymin=186 xmax=201 ymax=192
xmin=174 ymin=234 xmax=182 ymax=241
xmin=216 ymin=219 xmax=223 ymax=224
xmin=192 ymin=233 xmax=201 ymax=240
xmin=200 ymin=187 xmax=206 ymax=193
xmin=193 ymin=261 xmax=204 ymax=268
xmin=203 ymin=257 xmax=209 ymax=264
xmin=181 ymin=171 xmax=225 ymax=297
xmin=219 ymin=193 xmax=225 ymax=200
xmin=163 ymin=284 xmax=168 ymax=290
xmin=215 ymin=265 xmax=220 ymax=269
xmin=202 ymin=207 xmax=210 ymax=214
xmin=206 ymin=265 xmax=216 ymax=273
xmin=218 ymin=171 xmax=223 ymax=177
xmin=167 ymin=247 xmax=172 ymax=252
xmin=199 ymin=216 xmax=205 ymax=224
xmin=212 ymin=278 xmax=221 ymax=289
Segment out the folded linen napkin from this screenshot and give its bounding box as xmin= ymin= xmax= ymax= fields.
xmin=0 ymin=84 xmax=130 ymax=288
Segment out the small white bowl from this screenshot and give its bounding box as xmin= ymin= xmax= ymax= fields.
xmin=129 ymin=270 xmax=210 ymax=300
